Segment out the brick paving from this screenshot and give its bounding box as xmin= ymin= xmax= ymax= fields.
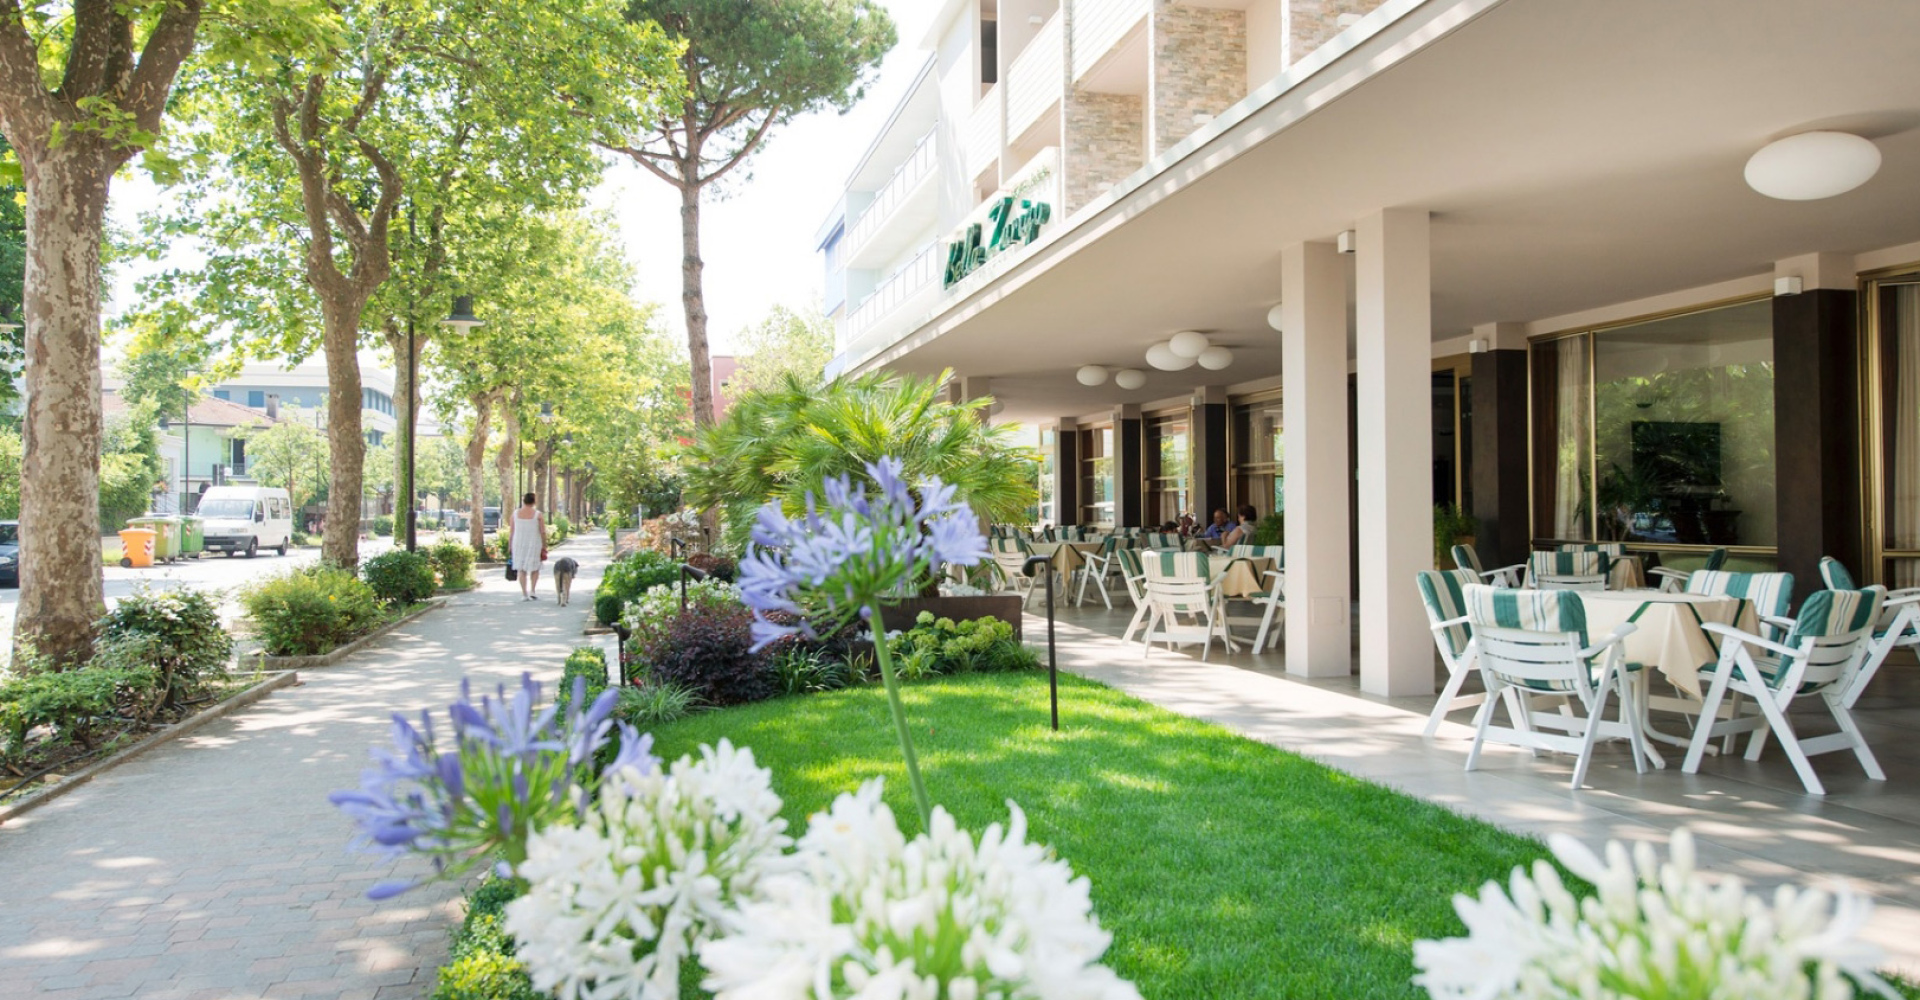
xmin=0 ymin=542 xmax=609 ymax=1000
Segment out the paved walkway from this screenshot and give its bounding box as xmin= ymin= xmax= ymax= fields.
xmin=0 ymin=541 xmax=610 ymax=1000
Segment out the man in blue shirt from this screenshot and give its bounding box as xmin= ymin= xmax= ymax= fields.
xmin=1201 ymin=508 xmax=1232 ymax=541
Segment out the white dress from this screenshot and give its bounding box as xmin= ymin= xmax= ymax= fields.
xmin=510 ymin=510 xmax=544 ymax=570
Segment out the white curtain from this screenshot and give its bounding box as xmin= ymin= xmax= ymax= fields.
xmin=1553 ymin=336 xmax=1592 ymax=540
xmin=1894 ymin=286 xmax=1920 ymax=587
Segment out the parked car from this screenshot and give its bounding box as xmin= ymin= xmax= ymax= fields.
xmin=196 ymin=486 xmax=295 ymax=557
xmin=0 ymin=520 xmax=16 ymax=587
xmin=482 ymin=506 xmax=501 ymax=532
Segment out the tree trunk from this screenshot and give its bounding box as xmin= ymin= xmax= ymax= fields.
xmin=678 ymin=178 xmax=715 ymax=430
xmin=465 ymin=392 xmax=493 ymax=554
xmin=495 ymin=406 xmax=518 ymax=538
xmin=318 ymin=292 xmax=366 ymax=568
xmin=384 ymin=322 xmax=424 ymax=546
xmin=13 ymin=153 xmax=113 ymax=666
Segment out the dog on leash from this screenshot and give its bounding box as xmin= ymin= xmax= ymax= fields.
xmin=551 ymin=557 xmax=579 ymax=607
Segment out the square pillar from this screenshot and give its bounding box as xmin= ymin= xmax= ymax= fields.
xmin=1053 ymin=419 xmax=1080 ymax=527
xmin=1114 ymin=404 xmax=1144 ymax=529
xmin=1469 ymin=325 xmax=1530 ymax=568
xmin=1355 ymin=208 xmax=1434 ymax=697
xmin=1190 ymin=385 xmax=1229 ymax=520
xmin=1773 ymin=288 xmax=1861 ymax=601
xmin=1281 ymin=240 xmax=1352 ymax=678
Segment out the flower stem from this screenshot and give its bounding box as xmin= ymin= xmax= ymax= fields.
xmin=869 ymin=618 xmax=932 ymax=829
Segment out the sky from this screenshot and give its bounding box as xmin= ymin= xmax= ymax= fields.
xmin=105 ymin=0 xmax=928 ymax=359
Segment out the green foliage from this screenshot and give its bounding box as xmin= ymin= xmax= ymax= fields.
xmin=427 ymin=538 xmax=477 ymax=590
xmin=1251 ymin=512 xmax=1284 ymax=547
xmin=635 ymin=607 xmax=771 ymax=706
xmin=556 ymin=647 xmax=608 ymax=718
xmin=99 ymin=451 xmax=158 ymax=533
xmin=432 ymin=879 xmax=539 ymax=1000
xmin=613 ymin=681 xmax=700 ymax=729
xmin=769 ymin=644 xmax=852 ymax=696
xmin=1434 ymin=503 xmax=1478 ymax=567
xmin=360 ymin=550 xmax=435 ymax=605
xmin=0 ymin=667 xmax=158 ymax=757
xmin=618 ymin=577 xmax=741 ymax=658
xmin=240 ymin=567 xmax=384 ymax=657
xmin=0 ymin=428 xmax=18 ymax=517
xmin=231 ymin=405 xmax=328 ymax=509
xmin=95 ymin=588 xmax=232 ymax=705
xmin=594 ymin=589 xmax=625 ymax=630
xmin=887 ymin=612 xmax=1035 ymax=678
xmin=683 ymin=369 xmax=1039 ymax=552
xmin=372 ymin=515 xmax=395 ymax=537
xmin=731 ymin=304 xmax=835 ymax=396
xmin=593 ymin=549 xmax=678 ymax=626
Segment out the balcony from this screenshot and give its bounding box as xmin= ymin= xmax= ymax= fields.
xmin=1072 ymin=0 xmax=1148 ymax=81
xmin=845 ymin=127 xmax=940 ymax=270
xmin=845 ymin=242 xmax=942 ymax=349
xmin=967 ymin=87 xmax=1002 ymax=179
xmin=1006 ymin=13 xmax=1063 ymax=142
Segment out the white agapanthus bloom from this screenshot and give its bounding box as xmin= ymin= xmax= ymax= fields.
xmin=701 ymin=779 xmax=1142 ymax=1000
xmin=1412 ymin=827 xmax=1896 ymax=1000
xmin=505 ymin=739 xmax=791 ymax=1000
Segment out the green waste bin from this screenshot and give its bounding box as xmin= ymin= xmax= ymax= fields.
xmin=126 ymin=516 xmax=182 ymax=563
xmin=178 ymin=516 xmax=205 ymax=558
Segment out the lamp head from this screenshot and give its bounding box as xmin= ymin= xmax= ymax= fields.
xmin=441 ymin=295 xmax=484 ymax=332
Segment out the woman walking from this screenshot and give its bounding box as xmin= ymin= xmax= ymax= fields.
xmin=508 ymin=491 xmax=548 ymax=600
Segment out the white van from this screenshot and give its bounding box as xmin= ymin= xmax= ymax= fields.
xmin=196 ymin=486 xmax=294 ymax=557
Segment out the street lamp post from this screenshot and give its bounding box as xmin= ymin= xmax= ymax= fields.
xmin=405 ymin=294 xmax=483 ymax=552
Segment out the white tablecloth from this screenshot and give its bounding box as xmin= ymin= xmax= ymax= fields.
xmin=1579 ymin=590 xmax=1757 ymax=698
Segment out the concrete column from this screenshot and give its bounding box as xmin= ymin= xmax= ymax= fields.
xmin=1773 ymin=255 xmax=1862 ymax=604
xmin=1114 ymin=403 xmax=1144 ymax=529
xmin=1469 ymin=323 xmax=1531 ymax=568
xmin=1281 ymin=240 xmax=1352 ymax=679
xmin=1190 ymin=385 xmax=1229 ymax=520
xmin=1054 ymin=418 xmax=1080 ymax=527
xmin=1355 ymin=208 xmax=1434 ymax=697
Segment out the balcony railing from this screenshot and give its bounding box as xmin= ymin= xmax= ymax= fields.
xmin=846 ymin=242 xmax=941 ymax=343
xmin=845 ymin=127 xmax=938 ymax=258
xmin=1006 ymin=13 xmax=1063 ymax=141
xmin=967 ymin=87 xmax=1002 ymax=177
xmin=1072 ymin=0 xmax=1148 ymax=81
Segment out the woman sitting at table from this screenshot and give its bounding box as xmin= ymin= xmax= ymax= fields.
xmin=1221 ymin=505 xmax=1258 ymax=548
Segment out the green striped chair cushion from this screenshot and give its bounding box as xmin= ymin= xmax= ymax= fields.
xmin=1702 ymin=548 xmax=1729 ymax=572
xmin=1527 ymin=549 xmax=1608 ymax=581
xmin=1143 ymin=532 xmax=1185 ymax=550
xmin=1415 ymin=569 xmax=1478 ymax=657
xmin=1464 ymin=584 xmax=1589 ymax=647
xmin=1685 ymin=570 xmax=1794 ymax=619
xmin=1115 ymin=547 xmax=1145 ymax=579
xmin=1818 ymin=556 xmax=1857 ymax=591
xmin=1451 ymin=543 xmax=1484 ymax=576
xmin=1229 ymin=544 xmax=1284 ymax=564
xmin=1559 ymin=542 xmax=1626 ymax=559
xmin=1789 ymin=587 xmax=1883 ymax=641
xmin=991 ymin=536 xmax=1032 ymax=555
xmin=1144 ymin=550 xmax=1214 ymax=579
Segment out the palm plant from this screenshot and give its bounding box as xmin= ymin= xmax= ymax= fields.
xmin=684 ymin=369 xmax=1039 ymax=556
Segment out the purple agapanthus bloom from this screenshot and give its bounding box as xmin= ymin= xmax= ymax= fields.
xmin=739 ymin=457 xmax=987 ymax=650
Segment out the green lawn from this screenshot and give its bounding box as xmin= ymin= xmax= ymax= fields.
xmin=646 ymin=672 xmax=1555 ymax=999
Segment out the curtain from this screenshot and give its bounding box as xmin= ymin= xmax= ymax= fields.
xmin=1894 ymin=286 xmax=1920 ymax=588
xmin=1553 ymin=336 xmax=1592 ymax=540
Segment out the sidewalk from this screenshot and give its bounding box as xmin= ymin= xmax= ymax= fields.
xmin=0 ymin=541 xmax=611 ymax=1000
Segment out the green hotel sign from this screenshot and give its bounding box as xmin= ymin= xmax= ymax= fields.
xmin=943 ymin=196 xmax=1052 ymax=288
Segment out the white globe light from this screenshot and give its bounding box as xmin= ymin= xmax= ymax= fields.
xmin=987 ymin=400 xmax=1006 ymax=415
xmin=1168 ymin=330 xmax=1211 ymax=359
xmin=1146 ymin=342 xmax=1194 ymax=371
xmin=1114 ymin=368 xmax=1147 ymax=390
xmin=1266 ymin=303 xmax=1286 ymax=331
xmin=1197 ymin=345 xmax=1234 ymax=370
xmin=1076 ymin=365 xmax=1109 ymax=386
xmin=1745 ymin=132 xmax=1881 ymax=201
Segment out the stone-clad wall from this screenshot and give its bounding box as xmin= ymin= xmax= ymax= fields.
xmin=1288 ymin=0 xmax=1384 ymax=67
xmin=1150 ymin=1 xmax=1246 ymax=155
xmin=1064 ymin=90 xmax=1145 ymax=213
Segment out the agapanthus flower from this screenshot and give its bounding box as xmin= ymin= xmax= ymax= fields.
xmin=329 ymin=672 xmax=642 ymax=898
xmin=1412 ymin=827 xmax=1896 ymax=1000
xmin=506 ymin=739 xmax=791 ymax=1000
xmin=739 ymin=457 xmax=987 ymax=652
xmin=700 ymin=780 xmax=1142 ymax=1000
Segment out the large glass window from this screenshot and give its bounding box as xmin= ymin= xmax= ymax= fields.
xmin=1871 ymin=279 xmax=1920 ymax=587
xmin=1078 ymin=425 xmax=1113 ymax=526
xmin=1036 ymin=427 xmax=1056 ymax=527
xmin=1144 ymin=412 xmax=1191 ymax=528
xmin=1230 ymin=396 xmax=1283 ymax=519
xmin=1532 ymin=298 xmax=1776 ymax=548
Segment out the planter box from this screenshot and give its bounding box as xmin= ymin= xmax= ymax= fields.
xmin=876 ymin=595 xmax=1025 ymax=642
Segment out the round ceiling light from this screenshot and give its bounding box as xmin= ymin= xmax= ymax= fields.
xmin=1266 ymin=303 xmax=1285 ymax=332
xmin=1197 ymin=345 xmax=1234 ymax=370
xmin=1168 ymin=330 xmax=1211 ymax=359
xmin=1076 ymin=365 xmax=1109 ymax=386
xmin=1114 ymin=368 xmax=1147 ymax=390
xmin=1146 ymin=342 xmax=1195 ymax=371
xmin=1745 ymin=131 xmax=1881 ymax=201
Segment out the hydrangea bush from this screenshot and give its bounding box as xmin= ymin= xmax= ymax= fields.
xmin=1412 ymin=827 xmax=1894 ymax=1000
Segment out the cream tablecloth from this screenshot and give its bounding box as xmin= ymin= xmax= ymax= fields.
xmin=1218 ymin=558 xmax=1279 ymax=599
xmin=1578 ymin=590 xmax=1757 ymax=697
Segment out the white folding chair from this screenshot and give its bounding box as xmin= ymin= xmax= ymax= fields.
xmin=1525 ymin=550 xmax=1609 ymax=591
xmin=1074 ymin=535 xmax=1128 ymax=610
xmin=1819 ymin=556 xmax=1920 ymax=708
xmin=1451 ymin=543 xmax=1523 ymax=589
xmin=1140 ymin=551 xmax=1235 ymax=661
xmin=1224 ymin=545 xmax=1285 ymax=650
xmin=1649 ymin=547 xmax=1728 ymax=593
xmin=988 ymin=537 xmax=1043 ymax=609
xmin=1460 ymin=584 xmax=1655 ymax=789
xmin=1415 ymin=569 xmax=1493 ymax=737
xmin=1113 ymin=547 xmax=1152 ymax=643
xmin=1685 ymin=587 xmax=1888 ymax=796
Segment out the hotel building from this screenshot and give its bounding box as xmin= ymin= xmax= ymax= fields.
xmin=818 ymin=0 xmax=1920 ymax=698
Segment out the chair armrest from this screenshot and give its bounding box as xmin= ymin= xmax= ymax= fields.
xmin=1760 ymin=613 xmax=1797 ymax=631
xmin=1429 ymin=613 xmax=1470 ymax=634
xmin=1701 ymin=621 xmax=1800 ymax=658
xmin=1261 ymin=568 xmax=1284 ymax=583
xmin=1887 ymin=591 xmax=1920 ymax=608
xmin=1647 ymin=567 xmax=1689 ymax=581
xmin=1579 ymin=622 xmax=1638 ymax=658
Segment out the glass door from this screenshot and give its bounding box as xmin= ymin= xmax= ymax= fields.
xmin=1869 ymin=277 xmax=1920 ymax=588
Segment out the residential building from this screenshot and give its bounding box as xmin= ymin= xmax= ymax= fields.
xmin=102 ymin=392 xmax=278 ymax=512
xmin=206 ymin=361 xmax=400 ymax=446
xmin=822 ymin=0 xmax=1920 ymax=699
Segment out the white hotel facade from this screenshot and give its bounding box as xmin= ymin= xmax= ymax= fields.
xmin=818 ymin=0 xmax=1920 ymax=698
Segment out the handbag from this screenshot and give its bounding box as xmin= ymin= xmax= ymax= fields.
xmin=505 ymin=556 xmax=518 ymax=582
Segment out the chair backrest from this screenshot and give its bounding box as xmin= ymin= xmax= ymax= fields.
xmin=1143 ymin=550 xmax=1213 ymax=580
xmin=1143 ymin=532 xmax=1184 ymax=550
xmin=1818 ymin=556 xmax=1857 ymax=591
xmin=1462 ymin=584 xmax=1594 ymax=693
xmin=1229 ymin=544 xmax=1283 ymax=564
xmin=1702 ymin=547 xmax=1729 ymax=572
xmin=1451 ymin=543 xmax=1485 ymax=575
xmin=1527 ymin=550 xmax=1609 ymax=590
xmin=1685 ymin=570 xmax=1795 ymax=621
xmin=1559 ymin=541 xmax=1626 ymax=560
xmin=991 ymin=549 xmax=1032 ymax=581
xmin=1115 ymin=547 xmax=1145 ymax=579
xmin=991 ymin=535 xmax=1032 ymax=556
xmin=1771 ymin=587 xmax=1885 ymax=693
xmin=1414 ymin=568 xmax=1478 ymax=658
xmin=1143 ymin=574 xmax=1214 ymax=615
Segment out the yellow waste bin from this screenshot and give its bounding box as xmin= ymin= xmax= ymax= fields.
xmin=118 ymin=528 xmax=157 ymax=568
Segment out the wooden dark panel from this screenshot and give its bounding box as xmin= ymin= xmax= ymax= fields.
xmin=1471 ymin=349 xmax=1532 ymax=567
xmin=1773 ymin=288 xmax=1861 ymax=605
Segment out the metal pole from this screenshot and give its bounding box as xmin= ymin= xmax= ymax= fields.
xmin=182 ymin=398 xmax=190 ymax=514
xmin=403 ymin=208 xmax=417 ymax=553
xmin=1023 ymin=554 xmax=1061 ymax=731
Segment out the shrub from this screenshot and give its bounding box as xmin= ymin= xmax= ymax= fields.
xmin=428 ymin=538 xmax=477 ymax=590
xmin=373 ymin=514 xmax=395 ymax=537
xmin=594 ymin=590 xmax=625 ymax=630
xmin=1252 ymin=512 xmax=1284 ymax=547
xmin=619 ymin=578 xmax=741 ymax=657
xmin=592 ymin=549 xmax=679 ymax=626
xmin=614 ymin=680 xmax=700 ymax=728
xmin=95 ymin=588 xmax=232 ymax=705
xmin=0 ymin=666 xmax=158 ymax=755
xmin=886 ymin=612 xmax=1034 ymax=677
xmin=241 ymin=566 xmax=384 ymax=657
xmin=769 ymin=644 xmax=852 ymax=696
xmin=556 ymin=647 xmax=608 ymax=717
xmin=432 ymin=880 xmax=539 ymax=1000
xmin=636 ymin=607 xmax=772 ymax=707
xmin=685 ymin=551 xmax=738 ymax=583
xmin=361 ymin=550 xmax=437 ymax=606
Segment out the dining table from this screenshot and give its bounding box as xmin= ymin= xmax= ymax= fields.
xmin=1028 ymin=540 xmax=1105 ymax=603
xmin=1217 ymin=557 xmax=1280 ymax=599
xmin=1578 ymin=589 xmax=1759 ymax=698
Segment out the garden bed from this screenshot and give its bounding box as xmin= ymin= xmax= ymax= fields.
xmin=253 ymin=598 xmax=445 ymax=669
xmin=0 ymin=669 xmax=298 ymax=822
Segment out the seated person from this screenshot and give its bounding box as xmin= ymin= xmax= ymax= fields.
xmin=1177 ymin=513 xmax=1197 ymax=536
xmin=1221 ymin=505 xmax=1259 ymax=548
xmin=1158 ymin=520 xmax=1180 ymax=533
xmin=1200 ymin=508 xmax=1233 ymax=541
